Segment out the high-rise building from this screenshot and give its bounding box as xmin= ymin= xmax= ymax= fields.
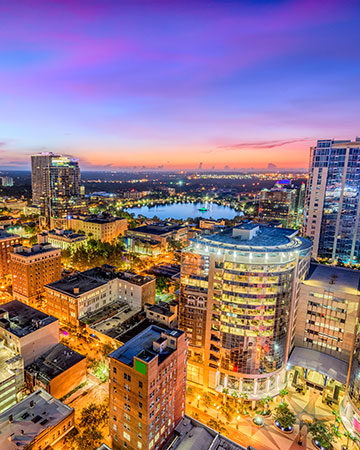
xmin=259 ymin=182 xmax=305 ymax=228
xmin=0 ymin=231 xmax=20 ymax=278
xmin=31 ymin=152 xmax=58 ymax=206
xmin=179 ymin=224 xmax=311 ymax=399
xmin=1 ymin=176 xmax=14 ymax=187
xmin=31 ymin=153 xmax=81 ymax=219
xmin=304 ymin=138 xmax=360 ymax=264
xmin=109 ymin=325 xmax=187 ymax=450
xmin=10 ymin=234 xmax=61 ymax=307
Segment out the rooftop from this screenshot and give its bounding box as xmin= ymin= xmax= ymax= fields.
xmin=72 ymin=213 xmax=126 ymax=224
xmin=0 ymin=301 xmax=58 ymax=338
xmin=25 ymin=343 xmax=85 ymax=384
xmin=0 ymin=346 xmax=22 ymax=384
xmin=145 ymin=302 xmax=176 ymax=318
xmin=48 ymin=229 xmax=86 ymax=241
xmin=305 ymin=263 xmax=360 ymax=296
xmin=0 ymin=231 xmax=19 ymax=240
xmin=163 ymin=416 xmax=246 ymax=450
xmin=46 ymin=266 xmax=118 ymax=297
xmin=11 ymin=243 xmax=59 ymax=257
xmin=188 ymin=224 xmax=311 ymax=253
xmin=117 ymin=271 xmax=154 ymax=286
xmin=110 ymin=325 xmax=183 ymax=366
xmin=0 ymin=389 xmax=73 ymax=450
xmin=128 ymin=222 xmax=184 ymax=236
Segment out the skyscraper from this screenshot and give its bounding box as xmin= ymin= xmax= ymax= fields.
xmin=304 ymin=138 xmax=360 ymax=265
xmin=31 ymin=152 xmax=58 ymax=206
xmin=179 ymin=224 xmax=311 ymax=399
xmin=31 ymin=153 xmax=81 ymax=219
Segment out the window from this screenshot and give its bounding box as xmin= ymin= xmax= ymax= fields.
xmin=138 ymin=412 xmax=142 ymax=419
xmin=113 ymin=367 xmax=117 ymax=374
xmin=123 ymin=431 xmax=131 ymax=441
xmin=139 ymin=381 xmax=143 ymax=389
xmin=124 ymin=373 xmax=131 ymax=381
xmin=138 ymin=441 xmax=142 ymax=449
xmin=138 ymin=402 xmax=143 ymax=409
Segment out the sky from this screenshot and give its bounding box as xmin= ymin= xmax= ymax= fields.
xmin=1 ymin=0 xmax=360 ymax=170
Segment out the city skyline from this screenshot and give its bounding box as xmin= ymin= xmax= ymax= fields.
xmin=1 ymin=0 xmax=360 ymax=170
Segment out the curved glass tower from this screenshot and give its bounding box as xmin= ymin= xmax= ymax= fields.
xmin=179 ymin=224 xmax=311 ymax=398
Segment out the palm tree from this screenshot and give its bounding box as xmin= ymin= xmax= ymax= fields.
xmin=344 ymin=431 xmax=359 ymax=450
xmin=332 ymin=409 xmax=341 ymax=429
xmin=239 ymin=392 xmax=248 ymax=415
xmin=207 ymin=419 xmax=227 ymax=434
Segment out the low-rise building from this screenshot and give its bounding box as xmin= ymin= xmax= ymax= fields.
xmin=25 ymin=343 xmax=86 ymax=399
xmin=0 ymin=300 xmax=59 ymax=366
xmin=0 ymin=231 xmax=20 ymax=278
xmin=0 ymin=389 xmax=74 ymax=450
xmin=163 ymin=415 xmax=246 ymax=450
xmin=109 ymin=325 xmax=187 ymax=450
xmin=0 ymin=345 xmax=24 ymax=413
xmin=117 ymin=271 xmax=155 ymax=310
xmin=47 ymin=229 xmax=86 ymax=251
xmin=45 ymin=265 xmax=155 ymax=325
xmin=145 ymin=301 xmax=178 ymax=328
xmin=10 ymin=234 xmax=61 ymax=306
xmin=68 ymin=213 xmax=128 ymax=242
xmin=126 ymin=222 xmax=188 ymax=255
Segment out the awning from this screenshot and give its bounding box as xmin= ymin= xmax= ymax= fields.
xmin=288 ymin=347 xmax=348 ymax=385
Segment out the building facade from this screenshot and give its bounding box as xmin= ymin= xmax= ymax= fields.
xmin=68 ymin=214 xmax=128 ymax=242
xmin=179 ymin=224 xmax=311 ymax=399
xmin=0 ymin=231 xmax=20 ymax=278
xmin=304 ymin=138 xmax=360 ymax=264
xmin=0 ymin=345 xmax=24 ymax=413
xmin=10 ymin=235 xmax=61 ymax=306
xmin=0 ymin=300 xmax=59 ymax=366
xmin=47 ymin=229 xmax=86 ymax=251
xmin=109 ymin=325 xmax=187 ymax=450
xmin=31 ymin=152 xmax=59 ymax=206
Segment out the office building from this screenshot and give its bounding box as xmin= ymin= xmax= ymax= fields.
xmin=1 ymin=176 xmax=14 ymax=187
xmin=259 ymin=182 xmax=305 ymax=228
xmin=145 ymin=301 xmax=178 ymax=328
xmin=0 ymin=300 xmax=59 ymax=366
xmin=0 ymin=389 xmax=74 ymax=450
xmin=25 ymin=343 xmax=86 ymax=399
xmin=10 ymin=234 xmax=61 ymax=306
xmin=45 ymin=265 xmax=155 ymax=325
xmin=0 ymin=345 xmax=24 ymax=413
xmin=109 ymin=325 xmax=187 ymax=450
xmin=289 ymin=263 xmax=360 ymax=407
xmin=304 ymin=138 xmax=360 ymax=264
xmin=47 ymin=229 xmax=86 ymax=251
xmin=68 ymin=213 xmax=128 ymax=242
xmin=0 ymin=231 xmax=20 ymax=278
xmin=179 ymin=224 xmax=311 ymax=399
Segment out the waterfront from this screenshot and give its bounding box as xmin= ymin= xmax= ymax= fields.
xmin=125 ymin=202 xmax=239 ymax=220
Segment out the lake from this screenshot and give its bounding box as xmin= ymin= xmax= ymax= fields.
xmin=125 ymin=202 xmax=239 ymax=221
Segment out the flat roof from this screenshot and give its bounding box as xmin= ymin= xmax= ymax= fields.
xmin=128 ymin=223 xmax=184 ymax=236
xmin=189 ymin=225 xmax=311 ymax=253
xmin=163 ymin=416 xmax=246 ymax=450
xmin=0 ymin=231 xmax=19 ymax=240
xmin=46 ymin=266 xmax=117 ymax=297
xmin=146 ymin=302 xmax=175 ymax=318
xmin=25 ymin=343 xmax=85 ymax=383
xmin=110 ymin=325 xmax=183 ymax=366
xmin=0 ymin=301 xmax=58 ymax=338
xmin=0 ymin=346 xmax=21 ymax=384
xmin=288 ymin=347 xmax=348 ymax=384
xmin=304 ymin=263 xmax=360 ymax=296
xmin=0 ymin=389 xmax=73 ymax=450
xmin=73 ymin=214 xmax=125 ymax=224
xmin=12 ymin=243 xmax=59 ymax=257
xmin=48 ymin=230 xmax=86 ymax=241
xmin=117 ymin=271 xmax=154 ymax=286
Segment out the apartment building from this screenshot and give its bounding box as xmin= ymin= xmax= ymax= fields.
xmin=109 ymin=325 xmax=187 ymax=450
xmin=10 ymin=234 xmax=61 ymax=306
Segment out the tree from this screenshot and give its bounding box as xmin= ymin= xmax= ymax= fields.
xmin=259 ymin=395 xmax=273 ymax=415
xmin=274 ymin=402 xmax=296 ymax=430
xmin=200 ymin=392 xmax=212 ymax=409
xmin=220 ymin=403 xmax=233 ymax=422
xmin=75 ymin=428 xmax=103 ymax=450
xmin=308 ymin=421 xmax=336 ymax=449
xmin=344 ymin=430 xmax=359 ymax=449
xmin=279 ymin=388 xmax=288 ymax=404
xmin=207 ymin=419 xmax=227 ymax=434
xmin=238 ymin=392 xmax=248 ymax=414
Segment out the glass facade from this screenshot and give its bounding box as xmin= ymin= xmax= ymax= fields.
xmin=305 ymin=139 xmax=360 ymax=264
xmin=180 ymin=225 xmax=312 ymax=398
